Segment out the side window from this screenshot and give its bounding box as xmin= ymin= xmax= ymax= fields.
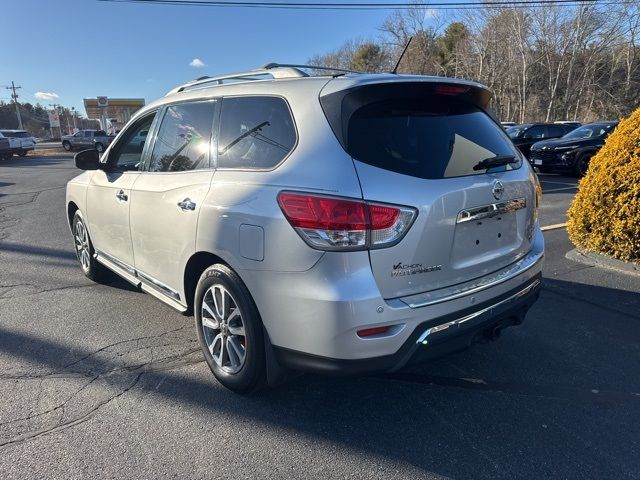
xmin=548 ymin=125 xmax=565 ymax=137
xmin=108 ymin=113 xmax=156 ymax=172
xmin=148 ymin=101 xmax=215 ymax=172
xmin=525 ymin=125 xmax=546 ymax=139
xmin=217 ymin=96 xmax=296 ymax=169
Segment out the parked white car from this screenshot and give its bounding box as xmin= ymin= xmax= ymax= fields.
xmin=0 ymin=130 xmax=35 ymax=157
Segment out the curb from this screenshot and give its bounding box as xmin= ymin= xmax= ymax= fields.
xmin=566 ymin=249 xmax=640 ymax=275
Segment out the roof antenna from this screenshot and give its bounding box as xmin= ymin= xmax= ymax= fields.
xmin=391 ymin=36 xmax=413 ymax=74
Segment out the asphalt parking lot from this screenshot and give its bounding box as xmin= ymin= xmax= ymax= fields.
xmin=1 ymin=154 xmax=639 ymax=479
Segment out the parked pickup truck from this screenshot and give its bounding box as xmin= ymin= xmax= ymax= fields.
xmin=61 ymin=130 xmax=115 ymax=153
xmin=0 ymin=130 xmax=36 ymax=157
xmin=0 ymin=135 xmax=11 ymax=160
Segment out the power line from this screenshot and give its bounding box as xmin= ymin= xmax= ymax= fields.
xmin=97 ymin=0 xmax=620 ymax=10
xmin=4 ymin=81 xmax=23 ymax=129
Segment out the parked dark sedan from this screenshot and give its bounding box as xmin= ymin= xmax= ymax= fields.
xmin=529 ymin=121 xmax=618 ymax=176
xmin=506 ymin=123 xmax=577 ymax=158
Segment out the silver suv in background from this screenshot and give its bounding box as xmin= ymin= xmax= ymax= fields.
xmin=66 ymin=64 xmax=544 ymax=393
xmin=62 ymin=129 xmax=115 ymax=153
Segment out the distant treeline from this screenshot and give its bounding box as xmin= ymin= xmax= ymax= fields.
xmin=310 ymin=3 xmax=640 ymax=123
xmin=0 ymin=103 xmax=98 ymax=136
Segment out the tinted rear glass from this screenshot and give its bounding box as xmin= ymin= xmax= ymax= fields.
xmin=1 ymin=131 xmax=31 ymax=138
xmin=347 ymin=98 xmax=520 ymax=179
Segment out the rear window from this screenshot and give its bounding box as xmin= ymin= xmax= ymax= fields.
xmin=1 ymin=131 xmax=31 ymax=138
xmin=347 ymin=98 xmax=520 ymax=179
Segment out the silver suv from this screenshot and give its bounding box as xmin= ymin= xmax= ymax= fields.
xmin=66 ymin=64 xmax=544 ymax=393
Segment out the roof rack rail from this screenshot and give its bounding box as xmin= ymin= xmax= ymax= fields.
xmin=261 ymin=63 xmax=364 ymax=75
xmin=166 ymin=65 xmax=310 ymax=96
xmin=166 ymin=63 xmax=364 ymax=96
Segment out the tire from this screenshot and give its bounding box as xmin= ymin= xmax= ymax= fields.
xmin=94 ymin=142 xmax=104 ymax=153
xmin=574 ymin=153 xmax=592 ymax=177
xmin=62 ymin=141 xmax=72 ymax=152
xmin=18 ymin=150 xmax=27 ymax=157
xmin=72 ymin=211 xmax=110 ymax=282
xmin=194 ymin=264 xmax=266 ymax=393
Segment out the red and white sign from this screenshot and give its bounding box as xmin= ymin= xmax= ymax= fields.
xmin=48 ymin=110 xmax=60 ymax=128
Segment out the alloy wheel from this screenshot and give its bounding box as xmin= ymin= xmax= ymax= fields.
xmin=201 ymin=285 xmax=246 ymax=374
xmin=74 ymin=220 xmax=91 ymax=273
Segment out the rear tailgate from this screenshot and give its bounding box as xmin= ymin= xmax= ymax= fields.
xmin=320 ymin=78 xmax=538 ymax=299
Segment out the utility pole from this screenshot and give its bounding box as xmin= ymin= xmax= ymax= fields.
xmin=5 ymin=81 xmax=24 ymax=129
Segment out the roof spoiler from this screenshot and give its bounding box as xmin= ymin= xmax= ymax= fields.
xmin=319 ymin=80 xmax=494 ymax=150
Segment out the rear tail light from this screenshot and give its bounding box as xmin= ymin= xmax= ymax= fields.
xmin=277 ymin=191 xmax=416 ymax=251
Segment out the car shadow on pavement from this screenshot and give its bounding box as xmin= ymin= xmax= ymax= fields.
xmin=0 ymin=241 xmax=78 ymax=261
xmin=0 ymin=278 xmax=639 ymax=477
xmin=0 ymin=156 xmax=71 ymax=168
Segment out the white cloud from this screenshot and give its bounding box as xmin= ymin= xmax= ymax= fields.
xmin=34 ymin=91 xmax=59 ymax=101
xmin=189 ymin=58 xmax=206 ymax=68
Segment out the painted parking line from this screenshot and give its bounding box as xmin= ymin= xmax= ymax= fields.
xmin=541 ymin=222 xmax=568 ymax=231
xmin=543 ymin=186 xmax=579 ymax=193
xmin=540 ymin=180 xmax=578 ymax=187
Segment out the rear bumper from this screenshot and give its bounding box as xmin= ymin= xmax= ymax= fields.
xmin=273 ymin=273 xmax=541 ymax=374
xmin=242 ymin=227 xmax=544 ymax=371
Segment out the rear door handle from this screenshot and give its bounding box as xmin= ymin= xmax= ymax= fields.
xmin=116 ymin=190 xmax=128 ymax=201
xmin=177 ymin=198 xmax=196 ymax=211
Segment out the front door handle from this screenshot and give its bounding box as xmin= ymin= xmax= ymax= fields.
xmin=177 ymin=198 xmax=196 ymax=211
xmin=116 ymin=190 xmax=128 ymax=201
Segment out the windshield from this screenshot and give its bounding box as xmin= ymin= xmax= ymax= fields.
xmin=506 ymin=126 xmax=528 ymax=139
xmin=562 ymin=124 xmax=614 ymax=139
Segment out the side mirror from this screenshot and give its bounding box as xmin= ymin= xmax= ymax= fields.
xmin=75 ymin=149 xmax=102 ymax=170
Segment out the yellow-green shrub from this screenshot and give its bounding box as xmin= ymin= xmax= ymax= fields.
xmin=567 ymin=108 xmax=640 ymax=262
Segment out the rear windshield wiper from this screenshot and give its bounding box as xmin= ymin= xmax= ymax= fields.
xmin=473 ymin=154 xmax=518 ymax=171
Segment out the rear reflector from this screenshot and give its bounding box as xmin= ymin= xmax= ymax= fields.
xmin=357 ymin=326 xmax=391 ymax=338
xmin=277 ymin=192 xmax=416 ymax=251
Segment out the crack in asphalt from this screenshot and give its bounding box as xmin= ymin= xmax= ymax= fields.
xmin=0 ymin=372 xmax=144 ymax=450
xmin=0 ymin=323 xmax=203 ymax=450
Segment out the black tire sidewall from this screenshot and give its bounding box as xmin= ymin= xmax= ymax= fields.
xmin=63 ymin=142 xmax=72 ymax=151
xmin=575 ymin=154 xmax=592 ymax=177
xmin=194 ymin=264 xmax=265 ymax=393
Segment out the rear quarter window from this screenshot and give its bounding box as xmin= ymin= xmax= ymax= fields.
xmin=217 ymin=96 xmax=296 ymax=170
xmin=347 ymin=97 xmax=520 ymax=179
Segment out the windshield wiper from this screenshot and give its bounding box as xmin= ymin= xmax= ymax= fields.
xmin=473 ymin=154 xmax=518 ymax=171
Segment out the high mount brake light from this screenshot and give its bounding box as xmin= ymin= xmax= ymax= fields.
xmin=435 ymin=85 xmax=469 ymax=95
xmin=277 ymin=192 xmax=416 ymax=251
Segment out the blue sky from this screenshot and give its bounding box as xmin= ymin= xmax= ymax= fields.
xmin=2 ymin=0 xmax=402 ymax=114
